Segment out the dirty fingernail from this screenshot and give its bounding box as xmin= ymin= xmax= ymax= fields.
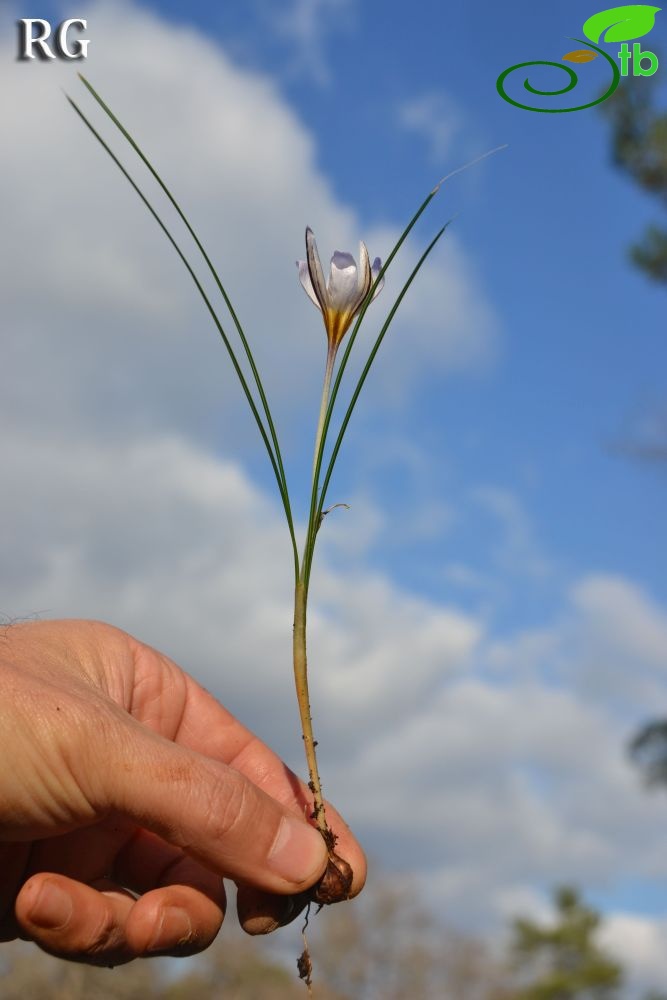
xmin=148 ymin=906 xmax=192 ymax=952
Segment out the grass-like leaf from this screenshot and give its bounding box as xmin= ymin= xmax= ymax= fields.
xmin=67 ymin=86 xmax=300 ymax=579
xmin=304 ymin=146 xmax=507 ymax=586
xmin=70 ymin=83 xmax=505 ymax=923
xmin=303 ymin=223 xmax=451 ymax=586
xmin=302 ymin=188 xmax=440 ymax=580
xmin=76 ymin=77 xmax=292 ymax=537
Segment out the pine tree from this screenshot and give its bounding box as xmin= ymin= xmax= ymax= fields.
xmin=601 ymin=78 xmax=667 ymax=284
xmin=510 ymin=886 xmax=622 ymax=999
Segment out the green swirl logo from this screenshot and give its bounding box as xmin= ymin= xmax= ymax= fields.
xmin=497 ymin=5 xmax=661 ymax=113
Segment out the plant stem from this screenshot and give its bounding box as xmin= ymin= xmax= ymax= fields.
xmin=311 ymin=344 xmax=336 ymax=487
xmin=293 ymin=578 xmax=329 ymax=840
xmin=294 ymin=345 xmax=339 ymax=844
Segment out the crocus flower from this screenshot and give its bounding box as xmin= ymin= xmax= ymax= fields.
xmin=297 ymin=228 xmax=384 ymax=354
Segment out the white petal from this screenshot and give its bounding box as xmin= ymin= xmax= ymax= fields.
xmin=297 ymin=259 xmax=322 ymax=310
xmin=305 ymin=228 xmax=328 ymax=311
xmin=327 ymin=250 xmax=358 ymax=311
xmin=370 ymin=256 xmax=384 ymax=300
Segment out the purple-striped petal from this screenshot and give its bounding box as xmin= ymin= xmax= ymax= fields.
xmin=297 ymin=259 xmax=322 ymax=310
xmin=356 ymin=241 xmax=372 ymax=307
xmin=305 ymin=227 xmax=328 ymax=313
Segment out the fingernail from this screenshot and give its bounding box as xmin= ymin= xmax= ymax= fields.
xmin=148 ymin=907 xmax=192 ymax=952
xmin=30 ymin=882 xmax=73 ymax=930
xmin=242 ymin=911 xmax=281 ymax=936
xmin=267 ymin=817 xmax=327 ymax=886
xmin=240 ymin=894 xmax=298 ymax=936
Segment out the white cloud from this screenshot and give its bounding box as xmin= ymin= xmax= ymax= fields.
xmin=472 ymin=486 xmax=553 ymax=579
xmin=0 ymin=427 xmax=480 ymax=760
xmin=372 ymin=227 xmax=500 ymax=399
xmin=0 ymin=0 xmax=496 ymax=454
xmin=397 ymin=90 xmax=463 ymax=163
xmin=327 ymin=578 xmax=667 ymax=945
xmin=572 ymin=574 xmax=667 ymax=674
xmin=602 ymin=914 xmax=667 ymax=997
xmin=260 ymin=0 xmax=357 ymax=85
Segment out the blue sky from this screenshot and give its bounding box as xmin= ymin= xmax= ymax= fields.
xmin=17 ymin=0 xmax=665 ymax=618
xmin=2 ymin=0 xmax=667 ymax=993
xmin=121 ymin=0 xmax=667 ymax=604
xmin=172 ymin=0 xmax=667 ymax=629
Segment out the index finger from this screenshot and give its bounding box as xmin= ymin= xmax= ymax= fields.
xmin=128 ymin=640 xmax=366 ymax=895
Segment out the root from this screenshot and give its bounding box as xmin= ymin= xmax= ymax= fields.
xmin=297 ymin=903 xmax=313 ymax=996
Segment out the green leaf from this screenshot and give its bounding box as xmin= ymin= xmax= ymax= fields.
xmin=304 ymin=222 xmax=451 ymax=587
xmin=582 ymin=4 xmax=661 ymax=43
xmin=67 ymin=86 xmax=301 ymax=578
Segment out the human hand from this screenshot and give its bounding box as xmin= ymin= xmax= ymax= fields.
xmin=0 ymin=619 xmax=365 ymax=964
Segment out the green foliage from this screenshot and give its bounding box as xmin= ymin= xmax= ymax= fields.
xmin=601 ymin=76 xmax=667 ymax=285
xmin=160 ymin=937 xmax=307 ymax=999
xmin=510 ymin=886 xmax=623 ymax=999
xmin=0 ymin=881 xmax=636 ymax=1000
xmin=629 ymin=719 xmax=667 ymax=785
xmin=311 ymin=878 xmax=514 ymax=1000
xmin=7 ymin=879 xmax=667 ymax=999
xmin=631 ymin=225 xmax=667 ymax=282
xmin=0 ymin=936 xmax=310 ymax=1000
xmin=0 ymin=943 xmax=157 ymax=999
xmin=0 ymin=878 xmax=515 ymax=1000
xmin=69 ymin=77 xmax=451 ymax=591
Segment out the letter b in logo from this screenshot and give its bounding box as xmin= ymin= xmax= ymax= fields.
xmin=617 ymin=40 xmax=659 ymax=76
xmin=633 ymin=41 xmax=658 ymax=76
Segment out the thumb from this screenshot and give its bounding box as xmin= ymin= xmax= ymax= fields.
xmin=95 ymin=720 xmax=328 ymax=895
